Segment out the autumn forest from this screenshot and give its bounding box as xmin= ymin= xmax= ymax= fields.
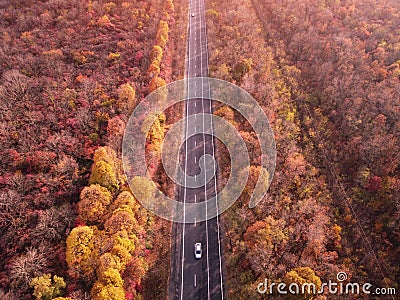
xmin=0 ymin=0 xmax=399 ymax=299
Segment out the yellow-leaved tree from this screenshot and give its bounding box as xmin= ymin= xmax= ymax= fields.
xmin=78 ymin=184 xmax=112 ymax=224
xmin=117 ymin=83 xmax=136 ymax=111
xmin=91 ymin=280 xmax=125 ymax=300
xmin=284 ymin=267 xmax=322 ymax=299
xmin=91 ymin=146 xmax=123 ymax=189
xmin=155 ymin=20 xmax=169 ymax=48
xmin=89 ymin=160 xmax=119 ymax=191
xmin=66 ymin=226 xmax=99 ymax=282
xmin=150 ymin=45 xmax=163 ymax=65
xmin=30 ymin=274 xmax=66 ymax=300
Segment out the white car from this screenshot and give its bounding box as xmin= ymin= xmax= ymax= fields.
xmin=191 ymin=13 xmax=195 ymax=17
xmin=194 ymin=242 xmax=202 ymax=259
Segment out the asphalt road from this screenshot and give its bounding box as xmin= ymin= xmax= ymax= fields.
xmin=169 ymin=0 xmax=225 ymax=299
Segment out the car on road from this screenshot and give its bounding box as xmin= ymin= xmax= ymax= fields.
xmin=194 ymin=242 xmax=202 ymax=259
xmin=191 ymin=13 xmax=195 ymax=17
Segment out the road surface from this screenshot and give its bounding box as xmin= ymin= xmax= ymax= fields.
xmin=169 ymin=0 xmax=225 ymax=299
